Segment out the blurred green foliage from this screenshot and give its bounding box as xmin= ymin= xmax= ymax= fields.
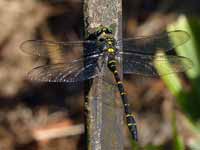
xmin=172 ymin=112 xmax=185 ymax=150
xmin=154 ymin=15 xmax=200 ymax=150
xmin=167 ymin=15 xmax=200 ymax=122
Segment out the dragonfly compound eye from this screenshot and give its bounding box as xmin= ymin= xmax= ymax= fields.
xmin=99 ymin=38 xmax=105 ymax=42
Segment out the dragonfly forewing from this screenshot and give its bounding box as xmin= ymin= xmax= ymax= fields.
xmin=117 ymin=30 xmax=190 ymax=54
xmin=20 ymin=40 xmax=99 ymax=62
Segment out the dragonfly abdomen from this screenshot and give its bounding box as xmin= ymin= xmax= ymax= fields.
xmin=107 ymin=59 xmax=138 ymax=141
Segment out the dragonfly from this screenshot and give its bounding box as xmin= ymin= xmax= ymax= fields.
xmin=20 ymin=25 xmax=192 ymax=141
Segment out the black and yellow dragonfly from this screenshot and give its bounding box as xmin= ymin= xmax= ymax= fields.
xmin=20 ymin=26 xmax=192 ymax=141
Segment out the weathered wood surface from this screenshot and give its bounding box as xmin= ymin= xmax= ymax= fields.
xmin=83 ymin=0 xmax=123 ymax=150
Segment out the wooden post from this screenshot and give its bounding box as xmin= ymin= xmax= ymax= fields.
xmin=83 ymin=0 xmax=123 ymax=150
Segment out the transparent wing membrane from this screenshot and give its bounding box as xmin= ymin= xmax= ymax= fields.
xmin=121 ymin=52 xmax=193 ymax=76
xmin=27 ymin=55 xmax=101 ymax=82
xmin=21 ymin=30 xmax=192 ymax=82
xmin=118 ymin=30 xmax=190 ymax=54
xmin=20 ymin=40 xmax=98 ymax=60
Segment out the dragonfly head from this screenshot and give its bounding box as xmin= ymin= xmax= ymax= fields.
xmin=93 ymin=25 xmax=116 ymax=53
xmin=96 ymin=26 xmax=115 ymax=43
xmin=96 ymin=25 xmax=113 ymax=35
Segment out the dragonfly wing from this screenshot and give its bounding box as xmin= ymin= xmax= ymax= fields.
xmin=20 ymin=40 xmax=99 ymax=60
xmin=117 ymin=30 xmax=190 ymax=54
xmin=121 ymin=52 xmax=193 ymax=76
xmin=27 ymin=55 xmax=101 ymax=82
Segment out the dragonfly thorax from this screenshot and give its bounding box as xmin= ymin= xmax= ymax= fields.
xmin=96 ymin=33 xmax=117 ymax=54
xmin=92 ymin=26 xmax=117 ymax=54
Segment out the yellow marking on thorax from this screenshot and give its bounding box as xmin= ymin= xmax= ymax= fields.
xmin=108 ymin=41 xmax=112 ymax=45
xmin=108 ymin=60 xmax=117 ymax=64
xmin=108 ymin=48 xmax=115 ymax=53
